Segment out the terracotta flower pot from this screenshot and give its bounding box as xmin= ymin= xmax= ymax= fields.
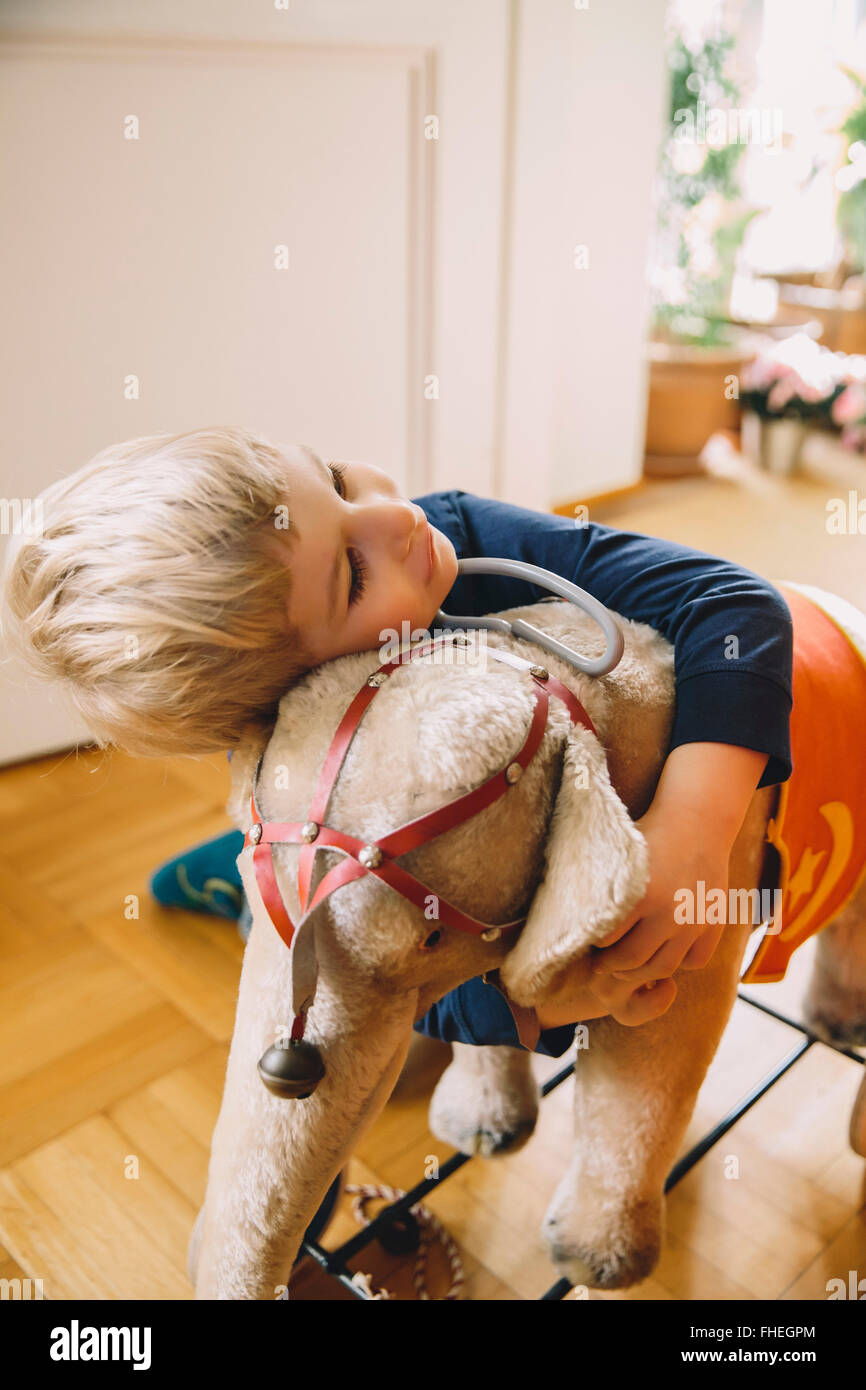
xmin=645 ymin=340 xmax=746 ymax=458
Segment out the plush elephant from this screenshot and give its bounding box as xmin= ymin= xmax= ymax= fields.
xmin=188 ymin=593 xmax=866 ymax=1299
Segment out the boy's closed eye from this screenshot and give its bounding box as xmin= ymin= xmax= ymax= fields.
xmin=328 ymin=462 xmax=369 ymax=608
xmin=261 ymin=445 xmax=458 ymax=668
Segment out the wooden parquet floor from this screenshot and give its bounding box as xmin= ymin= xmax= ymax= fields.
xmin=2 ymin=461 xmax=865 ymax=1299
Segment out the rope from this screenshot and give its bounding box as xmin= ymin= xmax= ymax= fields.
xmin=344 ymin=1182 xmax=464 ymax=1301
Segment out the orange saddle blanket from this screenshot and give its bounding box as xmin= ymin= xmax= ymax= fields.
xmin=741 ymin=582 xmax=866 ymax=984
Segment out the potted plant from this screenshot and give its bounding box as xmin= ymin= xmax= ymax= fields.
xmin=740 ymin=332 xmax=850 ymax=472
xmin=646 ymin=19 xmax=759 ymax=465
xmin=830 ymin=360 xmax=866 ymax=452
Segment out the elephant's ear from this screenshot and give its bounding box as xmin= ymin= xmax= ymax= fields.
xmin=498 ymin=722 xmax=649 ymax=1008
xmin=225 ymin=719 xmax=273 ymax=831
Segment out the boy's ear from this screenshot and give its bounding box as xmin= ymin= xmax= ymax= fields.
xmin=224 ymin=719 xmax=273 ymax=831
xmin=498 ymin=722 xmax=649 ymax=1008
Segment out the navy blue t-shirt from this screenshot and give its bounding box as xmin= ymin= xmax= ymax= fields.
xmin=413 ymin=490 xmax=793 ymax=788
xmin=409 ymin=489 xmax=794 ymax=1057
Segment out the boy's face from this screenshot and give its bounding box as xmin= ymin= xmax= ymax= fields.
xmin=266 ymin=445 xmax=459 ymax=667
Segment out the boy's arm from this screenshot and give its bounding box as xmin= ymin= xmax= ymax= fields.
xmin=533 ymin=742 xmax=770 ymax=1030
xmin=413 ymin=490 xmax=794 ymax=790
xmin=414 ymin=491 xmax=793 ymax=1023
xmin=588 ymin=742 xmax=769 ymax=979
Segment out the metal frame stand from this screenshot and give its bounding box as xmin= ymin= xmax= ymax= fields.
xmin=297 ymin=992 xmax=865 ymax=1300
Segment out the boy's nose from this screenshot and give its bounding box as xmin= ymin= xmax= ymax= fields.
xmin=357 ymin=496 xmax=419 ymax=550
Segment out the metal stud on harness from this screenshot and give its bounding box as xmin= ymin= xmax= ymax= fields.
xmin=243 ymin=560 xmax=624 ymax=1099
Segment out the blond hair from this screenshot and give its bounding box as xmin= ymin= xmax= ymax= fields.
xmin=1 ymin=425 xmax=310 ymax=758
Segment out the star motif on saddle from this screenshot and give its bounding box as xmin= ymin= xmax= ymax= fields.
xmin=786 ymin=844 xmax=827 ymax=914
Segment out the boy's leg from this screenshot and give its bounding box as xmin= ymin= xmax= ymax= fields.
xmin=413 ymin=975 xmax=576 ymax=1058
xmin=149 ymin=828 xmax=245 ymax=919
xmin=151 ymin=751 xmax=247 ymax=921
xmin=237 ymin=896 xmax=253 ymax=943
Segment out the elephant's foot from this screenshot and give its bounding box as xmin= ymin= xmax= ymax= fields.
xmin=428 ymin=1043 xmax=539 ymax=1157
xmin=803 ymin=976 xmax=866 ymax=1048
xmin=803 ymin=915 xmax=866 ymax=1049
xmin=542 ymin=1173 xmax=664 ymax=1290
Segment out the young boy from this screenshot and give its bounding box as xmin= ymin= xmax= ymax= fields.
xmin=2 ymin=426 xmax=792 ymax=1055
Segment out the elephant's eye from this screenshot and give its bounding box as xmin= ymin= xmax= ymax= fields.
xmin=421 ymin=929 xmax=442 ymax=951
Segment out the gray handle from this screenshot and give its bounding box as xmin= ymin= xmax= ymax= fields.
xmin=435 ymin=556 xmax=624 ymax=677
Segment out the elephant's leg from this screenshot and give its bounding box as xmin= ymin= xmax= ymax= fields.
xmin=192 ymin=954 xmax=419 ymax=1300
xmin=428 ymin=1042 xmax=540 ymax=1157
xmin=850 ymin=1072 xmax=866 ymax=1158
xmin=194 ymin=1013 xmax=414 ymax=1299
xmin=543 ymin=919 xmax=750 ymax=1290
xmin=802 ymin=897 xmax=866 ymax=1049
xmin=187 ymin=1203 xmax=205 ymax=1286
xmin=799 ymin=894 xmax=866 ymax=1158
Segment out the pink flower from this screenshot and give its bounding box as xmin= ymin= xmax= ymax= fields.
xmin=743 ymin=332 xmax=840 ymax=409
xmin=798 ymin=379 xmax=833 ymax=403
xmin=841 ymin=423 xmax=866 ymax=452
xmin=839 ymin=354 xmax=866 ymax=384
xmin=832 ymin=382 xmax=866 ymax=425
xmin=766 ymin=376 xmax=801 ymax=412
xmin=742 ymin=357 xmax=793 ymax=391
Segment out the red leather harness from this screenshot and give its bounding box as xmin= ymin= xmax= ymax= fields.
xmin=243 ymin=630 xmax=598 ymax=1045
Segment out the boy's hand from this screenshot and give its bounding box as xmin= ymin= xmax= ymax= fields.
xmin=582 ymin=969 xmax=679 ymax=1027
xmin=587 ymin=801 xmax=730 ymax=1015
xmin=587 ymin=743 xmax=769 ymax=1025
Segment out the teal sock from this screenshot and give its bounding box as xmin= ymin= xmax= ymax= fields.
xmin=150 ymin=829 xmax=246 ymax=920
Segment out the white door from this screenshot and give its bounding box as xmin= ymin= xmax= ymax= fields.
xmin=0 ymin=0 xmax=665 ymax=763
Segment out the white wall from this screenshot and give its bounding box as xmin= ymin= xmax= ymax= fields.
xmin=502 ymin=0 xmax=668 ymax=509
xmin=0 ymin=0 xmax=667 ymax=762
xmin=0 ymin=0 xmax=510 ymax=762
xmin=0 ymin=0 xmax=512 ymax=499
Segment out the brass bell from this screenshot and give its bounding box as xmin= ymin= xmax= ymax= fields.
xmin=258 ymin=1039 xmax=326 ymax=1099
